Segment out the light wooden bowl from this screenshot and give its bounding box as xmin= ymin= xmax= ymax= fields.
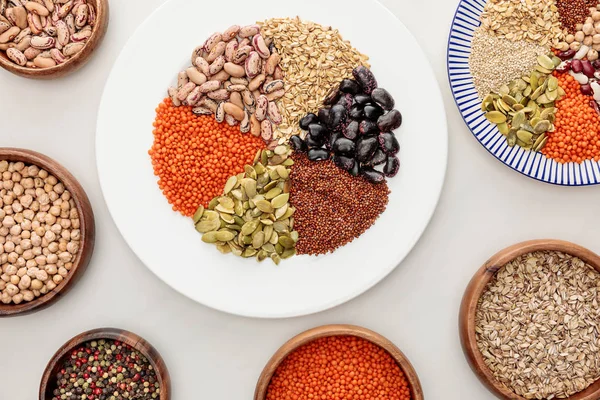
xmin=459 ymin=239 xmax=600 ymax=400
xmin=0 ymin=148 xmax=95 ymax=316
xmin=39 ymin=328 xmax=171 ymax=400
xmin=0 ymin=0 xmax=109 ymax=79
xmin=255 ymin=324 xmax=424 ymax=400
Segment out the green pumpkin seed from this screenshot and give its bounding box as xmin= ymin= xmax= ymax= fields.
xmin=497 ymin=122 xmax=509 ymax=135
xmin=224 ymin=176 xmax=237 ymax=194
xmin=265 ymin=187 xmax=282 ymax=200
xmin=243 ymin=248 xmax=257 ymax=258
xmin=503 ymin=95 xmax=517 ymax=106
xmin=274 ymin=243 xmax=284 ymax=255
xmin=534 ymin=120 xmax=551 ymax=134
xmin=255 ymin=200 xmax=274 ymax=213
xmin=522 ymin=86 xmax=532 ymax=97
xmin=256 ymin=250 xmax=268 ymax=262
xmin=202 ymin=231 xmax=219 ymax=243
xmin=204 ymin=210 xmax=219 ymax=221
xmin=281 ymin=248 xmax=296 ymax=259
xmin=271 ymin=253 xmax=281 ymax=265
xmin=216 ymin=243 xmax=231 ymax=254
xmin=220 ymin=212 xmax=235 ymax=224
xmin=226 ymin=224 xmax=241 ymax=232
xmin=241 ymin=220 xmax=260 ymax=235
xmin=241 ymin=179 xmax=257 ymax=198
xmin=271 ymin=193 xmax=289 ymax=209
xmin=282 ymin=158 xmax=294 ymax=166
xmin=252 ymin=231 xmax=265 ymax=249
xmin=275 ymin=203 xmax=288 ymax=220
xmin=486 ymin=111 xmax=507 ymax=124
xmin=274 ymin=145 xmax=288 ymax=155
xmin=229 ymin=242 xmax=243 ymax=256
xmin=551 ymin=56 xmax=561 ymax=67
xmin=533 ymin=135 xmax=548 ymax=152
xmin=536 ymin=94 xmax=551 ymax=104
xmin=507 ymin=129 xmax=517 ymax=147
xmin=215 ymin=231 xmax=236 ymax=242
xmin=260 ymin=218 xmax=274 ymax=226
xmin=195 ymin=219 xmax=219 ymax=233
xmin=261 ymin=243 xmax=276 ymax=253
xmin=215 ymin=204 xmax=234 ymax=214
xmin=270 ymin=231 xmax=279 ymax=245
xmin=263 ymin=225 xmax=273 ymax=243
xmin=546 ymin=89 xmax=558 ymax=102
xmin=290 ymin=231 xmax=299 ymax=242
xmin=192 ymin=205 xmax=205 ymax=224
xmin=254 ymin=163 xmax=266 ymax=175
xmin=530 ymin=85 xmax=544 ymax=101
xmin=276 ymin=165 xmax=289 ymax=179
xmin=279 ymin=236 xmax=296 ymax=249
xmin=547 ymin=76 xmax=558 ymax=91
xmin=512 ymin=111 xmax=526 ymax=128
xmin=244 ymin=165 xmax=257 ymax=179
xmin=516 ymin=130 xmax=533 ymax=144
xmin=499 ymin=85 xmax=509 ymax=95
xmin=513 ymin=103 xmax=525 ymax=111
xmin=208 ymin=197 xmax=219 ymax=210
xmin=537 ymin=54 xmax=555 ymax=70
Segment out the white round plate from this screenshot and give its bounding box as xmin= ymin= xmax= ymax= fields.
xmin=448 ymin=0 xmax=600 ymax=185
xmin=96 ymin=0 xmax=447 ymax=318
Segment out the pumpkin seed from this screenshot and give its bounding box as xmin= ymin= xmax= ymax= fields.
xmin=279 ymin=236 xmax=296 ymax=249
xmin=537 ymin=55 xmax=555 ymax=70
xmin=507 ymin=129 xmax=517 ymax=147
xmin=517 ymin=130 xmax=533 ymax=144
xmin=281 ymin=248 xmax=296 ymax=259
xmin=533 ymin=135 xmax=548 ymax=152
xmin=193 ymin=205 xmax=205 ymax=224
xmin=271 ymin=253 xmax=281 ymax=265
xmin=216 ymin=231 xmax=236 ymax=242
xmin=244 ymin=165 xmax=257 ymax=179
xmin=271 ymin=193 xmax=289 ymax=209
xmin=534 ymin=120 xmax=551 ymax=134
xmin=256 ymin=250 xmax=268 ymax=262
xmin=265 ymin=187 xmax=282 ymax=199
xmin=208 ymin=197 xmax=219 ymax=210
xmin=498 ymin=122 xmax=509 ymax=135
xmin=252 ymin=231 xmax=265 ymax=249
xmin=255 ymin=200 xmax=274 ymax=213
xmin=485 ymin=111 xmax=507 ymax=124
xmin=224 ymin=176 xmax=237 ymax=194
xmin=202 ymin=231 xmax=219 ymax=243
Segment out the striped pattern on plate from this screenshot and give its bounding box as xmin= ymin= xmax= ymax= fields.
xmin=447 ymin=0 xmax=600 ymax=186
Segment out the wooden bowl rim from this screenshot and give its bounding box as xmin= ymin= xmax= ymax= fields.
xmin=39 ymin=327 xmax=171 ymax=400
xmin=0 ymin=0 xmax=109 ymax=79
xmin=0 ymin=147 xmax=95 ymax=316
xmin=459 ymin=239 xmax=600 ymax=400
xmin=254 ymin=324 xmax=424 ymax=400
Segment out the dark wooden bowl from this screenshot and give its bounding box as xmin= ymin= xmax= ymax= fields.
xmin=0 ymin=148 xmax=95 ymax=316
xmin=0 ymin=0 xmax=109 ymax=79
xmin=39 ymin=328 xmax=171 ymax=400
xmin=459 ymin=239 xmax=600 ymax=400
xmin=254 ymin=324 xmax=424 ymax=400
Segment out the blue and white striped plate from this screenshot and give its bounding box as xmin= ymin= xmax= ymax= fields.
xmin=447 ymin=0 xmax=600 ymax=185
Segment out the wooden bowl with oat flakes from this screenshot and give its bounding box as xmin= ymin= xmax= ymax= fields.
xmin=460 ymin=239 xmax=600 ymax=400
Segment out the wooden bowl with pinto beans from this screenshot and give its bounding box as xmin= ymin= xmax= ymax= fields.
xmin=0 ymin=0 xmax=109 ymax=79
xmin=0 ymin=148 xmax=95 ymax=316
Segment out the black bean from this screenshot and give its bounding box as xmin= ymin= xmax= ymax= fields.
xmin=371 ymin=88 xmax=395 ymax=110
xmin=361 ymin=167 xmax=385 ymax=184
xmin=354 ymin=94 xmax=372 ymax=105
xmin=352 ymin=66 xmax=378 ymax=95
xmin=383 ymin=156 xmax=400 ymax=177
xmin=323 ymin=84 xmax=341 ymax=105
xmin=356 ymin=136 xmax=379 ymax=163
xmin=308 ymin=148 xmax=330 ymax=161
xmin=339 ymin=78 xmax=360 ymax=94
xmin=307 ymin=134 xmax=325 ymax=149
xmin=337 ymin=93 xmax=354 ymax=111
xmin=349 ymin=104 xmax=364 ymax=120
xmin=377 ymin=109 xmax=402 ymax=132
xmin=378 ymin=132 xmax=400 ymax=155
xmin=299 ymin=113 xmax=318 ymax=130
xmin=364 ymin=149 xmax=387 ymax=167
xmin=334 ymin=155 xmax=356 ymax=171
xmin=290 ymin=135 xmax=307 ymax=152
xmin=318 ymin=108 xmax=330 ymax=125
xmin=327 ymin=131 xmax=341 ymax=151
xmin=359 ymin=120 xmax=379 ymax=136
xmin=364 ymin=105 xmax=384 ymax=120
xmin=333 ymin=137 xmax=356 ymax=155
xmin=344 ymin=120 xmax=359 ymax=140
xmin=308 ymin=123 xmax=328 ymax=138
xmin=328 ymin=104 xmax=347 ymax=131
xmin=349 ymin=161 xmax=360 ymax=176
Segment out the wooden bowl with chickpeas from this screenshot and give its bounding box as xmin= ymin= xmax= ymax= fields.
xmin=0 ymin=148 xmax=95 ymax=316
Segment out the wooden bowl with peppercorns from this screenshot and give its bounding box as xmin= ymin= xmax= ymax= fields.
xmin=254 ymin=324 xmax=424 ymax=400
xmin=39 ymin=328 xmax=171 ymax=400
xmin=460 ymin=239 xmax=600 ymax=400
xmin=0 ymin=148 xmax=95 ymax=316
xmin=0 ymin=0 xmax=109 ymax=79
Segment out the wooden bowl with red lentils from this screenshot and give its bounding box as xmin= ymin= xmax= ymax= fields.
xmin=255 ymin=324 xmax=424 ymax=400
xmin=39 ymin=328 xmax=171 ymax=400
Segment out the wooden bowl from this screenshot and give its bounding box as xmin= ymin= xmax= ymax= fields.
xmin=39 ymin=328 xmax=171 ymax=400
xmin=459 ymin=239 xmax=600 ymax=400
xmin=254 ymin=324 xmax=424 ymax=400
xmin=0 ymin=0 xmax=109 ymax=79
xmin=0 ymin=148 xmax=95 ymax=316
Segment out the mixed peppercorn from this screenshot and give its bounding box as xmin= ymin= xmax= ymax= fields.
xmin=51 ymin=339 xmax=160 ymax=400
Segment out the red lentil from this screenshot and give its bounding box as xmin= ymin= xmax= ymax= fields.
xmin=556 ymin=0 xmax=592 ymax=33
xmin=149 ymin=98 xmax=264 ymax=216
xmin=290 ymin=153 xmax=389 ymax=255
xmin=542 ymin=73 xmax=600 ymax=163
xmin=266 ymin=335 xmax=412 ymax=400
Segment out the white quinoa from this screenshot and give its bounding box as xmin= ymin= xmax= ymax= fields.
xmin=469 ymin=27 xmax=549 ymax=99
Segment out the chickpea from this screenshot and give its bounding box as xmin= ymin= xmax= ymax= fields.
xmin=12 ymin=183 xmax=23 ymax=196
xmin=35 ymin=270 xmax=48 ymax=282
xmin=61 ymin=191 xmax=71 ymax=201
xmin=4 ymin=264 xmax=16 ymax=275
xmin=1 ymin=292 xmax=11 ymax=304
xmin=61 ymin=230 xmax=71 ymax=240
xmin=30 ymin=279 xmax=43 ymax=290
xmin=39 ymin=285 xmax=48 ymax=294
xmin=26 ymin=267 xmax=38 ymax=277
xmin=25 ymin=260 xmax=35 ymax=268
xmin=0 ymin=161 xmax=7 ymax=172
xmin=0 ymin=281 xmax=4 ymax=290
xmin=11 ymin=293 xmax=23 ymax=304
xmin=58 ymin=267 xmax=68 ymax=277
xmin=38 ymin=169 xmax=48 ymax=179
xmin=45 ymin=264 xmax=57 ymax=275
xmin=589 ymin=49 xmax=599 ymax=61
xmin=22 ymin=290 xmax=34 ymax=302
xmin=64 ymin=262 xmax=73 ymax=271
xmin=584 ymin=36 xmax=594 ymax=46
xmin=44 ymin=214 xmax=56 ymax=225
xmin=71 ymin=229 xmax=80 ymax=241
xmin=50 ymin=223 xmax=61 ymax=235
xmin=571 ymin=41 xmax=582 ymax=51
xmin=45 ymin=281 xmax=56 ymax=291
xmin=4 ymin=241 xmax=14 ymax=253
xmin=22 ymin=250 xmax=33 ymax=260
xmin=5 ymin=283 xmax=18 ymax=296
xmin=7 ymin=252 xmax=17 ymax=264
xmin=52 ymin=274 xmax=63 ymax=285
xmin=32 ymin=246 xmax=41 ymax=256
xmin=44 ymin=230 xmax=56 ymax=242
xmin=17 ymin=267 xmax=26 ymax=277
xmin=19 ymin=194 xmax=33 ymax=208
xmin=21 ymin=177 xmax=34 ymax=189
xmin=49 ymin=191 xmax=59 ymax=202
xmin=18 ymin=275 xmax=30 ymax=290
xmin=0 ymin=273 xmax=8 ymax=282
xmin=48 ymin=242 xmax=59 ymax=253
xmin=9 ymin=275 xmax=19 ymax=285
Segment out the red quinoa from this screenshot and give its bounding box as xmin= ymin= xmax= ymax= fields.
xmin=290 ymin=153 xmax=389 ymax=255
xmin=557 ymin=0 xmax=592 ymax=33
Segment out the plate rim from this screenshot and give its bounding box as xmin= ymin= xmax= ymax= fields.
xmin=95 ymin=0 xmax=449 ymax=318
xmin=446 ymin=0 xmax=600 ymax=187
